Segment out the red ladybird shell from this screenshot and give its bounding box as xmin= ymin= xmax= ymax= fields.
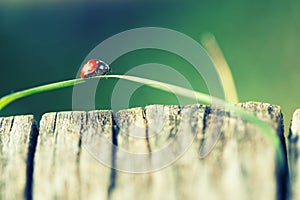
xmin=80 ymin=60 xmax=98 ymax=78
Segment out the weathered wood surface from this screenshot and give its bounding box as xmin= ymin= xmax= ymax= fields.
xmin=33 ymin=102 xmax=287 ymax=200
xmin=0 ymin=115 xmax=38 ymax=200
xmin=109 ymin=102 xmax=287 ymax=200
xmin=34 ymin=111 xmax=112 ymax=200
xmin=289 ymin=109 xmax=300 ymax=200
xmin=0 ymin=102 xmax=289 ymax=200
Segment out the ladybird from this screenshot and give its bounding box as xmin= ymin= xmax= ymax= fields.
xmin=80 ymin=59 xmax=111 ymax=79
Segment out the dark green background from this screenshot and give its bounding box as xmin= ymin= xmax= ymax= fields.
xmin=0 ymin=0 xmax=299 ymax=131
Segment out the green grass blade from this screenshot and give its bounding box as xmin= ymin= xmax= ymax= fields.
xmin=200 ymin=32 xmax=239 ymax=103
xmin=0 ymin=79 xmax=85 ymax=110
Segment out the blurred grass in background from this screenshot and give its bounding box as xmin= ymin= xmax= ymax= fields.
xmin=0 ymin=0 xmax=299 ymax=132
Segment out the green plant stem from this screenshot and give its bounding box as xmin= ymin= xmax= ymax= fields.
xmin=0 ymin=74 xmax=284 ymax=167
xmin=0 ymin=79 xmax=85 ymax=110
xmin=200 ymin=32 xmax=239 ymax=103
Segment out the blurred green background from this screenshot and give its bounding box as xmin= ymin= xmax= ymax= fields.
xmin=0 ymin=0 xmax=299 ymax=132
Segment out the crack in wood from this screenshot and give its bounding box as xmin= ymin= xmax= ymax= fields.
xmin=75 ymin=112 xmax=84 ymax=200
xmin=142 ymin=108 xmax=152 ymax=156
xmin=0 ymin=118 xmax=3 ymax=130
xmin=167 ymin=106 xmax=181 ymax=139
xmin=8 ymin=116 xmax=14 ymax=133
xmin=199 ymin=106 xmax=211 ymax=158
xmin=274 ymin=110 xmax=289 ymax=200
xmin=201 ymin=106 xmax=211 ymax=135
xmin=51 ymin=113 xmax=58 ymax=174
xmin=76 ymin=113 xmax=84 ymax=165
xmin=6 ymin=117 xmax=14 ymax=146
xmin=52 ymin=113 xmax=58 ymax=135
xmin=107 ymin=113 xmax=119 ymax=199
xmin=24 ymin=121 xmax=39 ymax=200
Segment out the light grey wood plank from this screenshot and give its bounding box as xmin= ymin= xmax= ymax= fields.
xmin=0 ymin=115 xmax=37 ymax=200
xmin=34 ymin=111 xmax=112 ymax=200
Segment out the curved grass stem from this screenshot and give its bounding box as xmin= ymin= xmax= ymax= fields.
xmin=200 ymin=32 xmax=239 ymax=103
xmin=0 ymin=79 xmax=85 ymax=111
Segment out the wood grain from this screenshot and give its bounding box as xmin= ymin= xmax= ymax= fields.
xmin=0 ymin=115 xmax=37 ymax=200
xmin=109 ymin=102 xmax=286 ymax=200
xmin=33 ymin=111 xmax=113 ymax=200
xmin=0 ymin=102 xmax=288 ymax=200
